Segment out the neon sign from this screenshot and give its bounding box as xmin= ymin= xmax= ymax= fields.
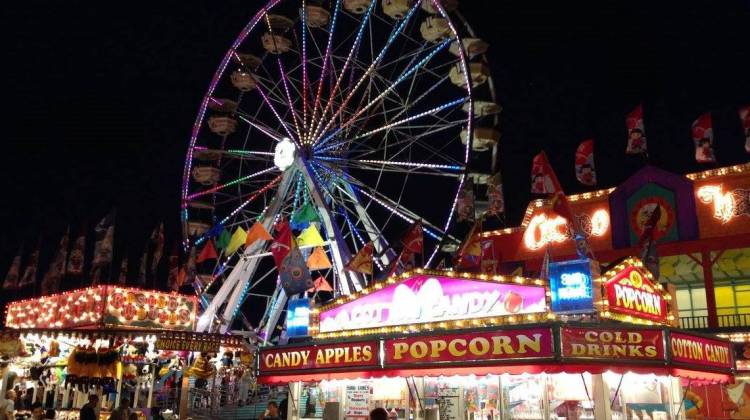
xmin=287 ymin=298 xmax=310 ymax=337
xmin=549 ymin=259 xmax=594 ymax=313
xmin=697 ymin=184 xmax=750 ymax=223
xmin=524 ymin=209 xmax=609 ymax=250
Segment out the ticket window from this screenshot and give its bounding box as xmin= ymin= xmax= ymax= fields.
xmin=603 ymin=373 xmax=673 ymax=420
xmin=547 ymin=373 xmax=595 ymax=420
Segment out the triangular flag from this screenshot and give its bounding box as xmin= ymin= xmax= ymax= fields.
xmin=307 ymin=276 xmax=333 ymax=293
xmin=279 ymin=242 xmax=313 ymax=296
xmin=3 ymin=246 xmax=22 ymax=290
xmin=41 ymin=228 xmax=70 ymax=294
xmin=297 ymin=225 xmax=326 ymax=247
xmin=291 ymin=203 xmax=320 ymax=229
xmin=216 ymin=228 xmax=231 ymax=249
xmin=306 ymin=246 xmax=332 ymax=270
xmin=271 ymin=220 xmax=293 ymax=268
xmin=197 ymin=240 xmax=218 ymax=263
xmin=245 ymin=222 xmax=273 ymax=248
xmin=346 ymin=242 xmax=373 ymax=275
xmin=402 ymin=220 xmax=423 ymax=254
xmin=625 ymin=104 xmax=647 ymax=154
xmin=226 ymin=227 xmax=247 ymax=254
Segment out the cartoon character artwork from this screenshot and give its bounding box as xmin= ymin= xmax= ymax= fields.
xmin=575 ymin=139 xmax=597 ymax=186
xmin=692 ymin=113 xmax=716 ymax=164
xmin=626 ymin=104 xmax=648 ymax=154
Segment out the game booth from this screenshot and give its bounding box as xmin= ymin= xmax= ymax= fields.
xmin=256 ymin=261 xmax=734 ymax=420
xmin=0 ymin=286 xmax=251 ymax=420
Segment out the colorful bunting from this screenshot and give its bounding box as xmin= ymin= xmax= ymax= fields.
xmin=307 ymin=276 xmax=333 ymax=293
xmin=216 ymin=228 xmax=231 ymax=250
xmin=575 ymin=139 xmax=597 ymax=186
xmin=486 ymin=172 xmax=505 ymax=216
xmin=401 ymin=220 xmax=423 ymax=254
xmin=625 ymin=104 xmax=647 ymax=154
xmin=306 ymin=246 xmax=332 ymax=270
xmin=740 ymin=105 xmax=750 ymax=153
xmin=296 ymin=225 xmax=326 ymax=248
xmin=66 ymin=228 xmax=85 ymax=276
xmin=346 ymin=242 xmax=374 ymax=275
xmin=692 ymin=112 xmax=716 ymax=163
xmin=456 ymin=178 xmax=475 ymax=222
xmin=197 ymin=240 xmax=218 ymax=263
xmin=270 ymin=220 xmax=293 ymax=268
xmin=3 ymin=247 xmax=22 ymax=290
xmin=291 ymin=203 xmax=320 ymax=230
xmin=226 ymin=226 xmax=247 ymax=255
xmin=245 ymin=222 xmax=273 ymax=248
xmin=279 ymin=242 xmax=313 ymax=296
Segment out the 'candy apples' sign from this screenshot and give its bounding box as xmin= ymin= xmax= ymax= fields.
xmin=603 ymin=261 xmax=668 ymax=324
xmin=315 ymin=273 xmax=547 ymax=335
xmin=259 ymin=341 xmax=379 ymax=373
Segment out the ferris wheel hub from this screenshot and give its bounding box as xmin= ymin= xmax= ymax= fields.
xmin=273 ymin=137 xmax=297 ymax=171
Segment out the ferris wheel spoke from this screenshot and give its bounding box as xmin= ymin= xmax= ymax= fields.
xmin=276 ymin=58 xmax=304 ymax=139
xmin=299 ymin=1 xmax=311 ymax=132
xmin=308 ymin=0 xmax=341 ymax=144
xmin=187 ymin=167 xmax=278 ymax=200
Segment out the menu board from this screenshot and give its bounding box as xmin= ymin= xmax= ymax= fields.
xmin=345 ymin=384 xmax=372 ymax=418
xmin=437 ymin=386 xmax=460 ymax=420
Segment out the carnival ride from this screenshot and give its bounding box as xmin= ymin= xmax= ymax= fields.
xmin=180 ymin=0 xmax=499 ymax=337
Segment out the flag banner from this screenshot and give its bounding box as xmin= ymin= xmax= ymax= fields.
xmin=150 ymin=223 xmax=165 ymax=276
xmin=245 ymin=222 xmax=273 ymax=248
xmin=216 ymin=228 xmax=231 ymax=250
xmin=531 ymin=152 xmax=558 ymax=194
xmin=167 ymin=253 xmax=180 ymax=291
xmin=306 ymin=246 xmax=332 ymax=270
xmin=456 ymin=178 xmax=475 ymax=222
xmin=3 ymin=248 xmax=22 ymax=290
xmin=118 ymin=257 xmax=128 ymax=285
xmin=91 ymin=211 xmax=116 ymax=283
xmin=307 ymin=276 xmax=333 ymax=293
xmin=401 ymin=220 xmax=424 ymax=254
xmin=740 ymin=105 xmax=750 ymax=153
xmin=19 ymin=247 xmax=40 ymax=288
xmin=197 ymin=240 xmax=218 ymax=263
xmin=486 ymin=172 xmax=505 ymax=215
xmin=692 ymin=112 xmax=716 ymax=163
xmin=575 ymin=139 xmax=597 ymax=186
xmin=387 ymin=248 xmax=416 ymax=277
xmin=639 ymin=204 xmax=662 ymax=280
xmin=346 ymin=242 xmax=374 ymax=275
xmin=271 ymin=220 xmax=293 ymax=268
xmin=185 ymin=246 xmax=197 ymax=287
xmin=625 ymin=104 xmax=647 ymax=154
xmin=291 ymin=203 xmax=321 ymax=230
xmin=137 ymin=239 xmax=148 ymax=286
xmin=279 ymin=243 xmax=314 ymax=296
xmin=297 ymin=225 xmax=326 ymax=248
xmin=539 ymin=246 xmax=551 ymax=280
xmin=41 ymin=228 xmax=70 ymax=294
xmin=226 ymin=226 xmax=247 ymax=255
xmin=66 ymin=230 xmax=85 ymax=276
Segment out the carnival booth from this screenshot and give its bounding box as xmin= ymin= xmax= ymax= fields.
xmin=256 ymin=263 xmax=734 ymax=420
xmin=0 ymin=286 xmax=251 ymax=420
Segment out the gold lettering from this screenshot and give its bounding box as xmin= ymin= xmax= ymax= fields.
xmin=431 ymin=340 xmax=447 ymax=358
xmin=393 ymin=343 xmax=409 ymax=360
xmin=491 ymin=336 xmax=514 ymax=355
xmin=410 ymin=342 xmax=429 ymax=359
xmin=449 ymin=339 xmax=467 ymax=357
xmin=469 ymin=337 xmax=491 ymax=356
xmin=517 ymin=334 xmax=542 ymax=354
xmin=362 ymin=345 xmax=373 ymax=362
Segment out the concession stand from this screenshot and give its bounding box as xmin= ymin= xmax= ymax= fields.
xmin=0 ymin=286 xmax=251 ymax=420
xmin=257 ymin=263 xmax=734 ymax=420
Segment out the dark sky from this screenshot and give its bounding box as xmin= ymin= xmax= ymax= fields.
xmin=2 ymin=0 xmax=749 ymax=289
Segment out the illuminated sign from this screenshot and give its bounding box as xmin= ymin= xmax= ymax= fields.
xmin=670 ymin=332 xmax=733 ymax=370
xmin=384 ymin=328 xmax=554 ymax=366
xmin=5 ymin=286 xmax=197 ymax=332
xmin=549 ymin=259 xmax=594 ymax=313
xmin=600 ymin=258 xmax=670 ymax=325
xmin=697 ymin=184 xmax=750 ymax=223
xmin=259 ymin=341 xmax=378 ymax=373
xmin=315 ymin=273 xmax=547 ymax=336
xmin=523 ymin=209 xmax=609 ymax=250
xmin=287 ymin=298 xmax=310 ymax=337
xmin=561 ymin=326 xmax=665 ymax=362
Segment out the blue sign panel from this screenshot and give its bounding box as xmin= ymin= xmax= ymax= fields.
xmin=549 ymin=259 xmax=594 ymax=313
xmin=287 ymin=298 xmax=311 ymax=337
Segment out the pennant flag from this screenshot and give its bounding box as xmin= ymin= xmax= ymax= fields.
xmin=245 ymin=222 xmax=273 ymax=248
xmin=197 ymin=240 xmax=218 ymax=263
xmin=306 ymin=246 xmax=332 ymax=270
xmin=539 ymin=246 xmax=551 ymax=280
xmin=3 ymin=247 xmax=22 ymax=290
xmin=67 ymin=228 xmax=86 ymax=276
xmin=185 ymin=246 xmax=197 ymax=287
xmin=41 ymin=228 xmax=70 ymax=294
xmin=486 ymin=172 xmax=505 ymax=216
xmin=575 ymin=139 xmax=597 ymax=186
xmin=692 ymin=112 xmax=716 ymax=163
xmin=296 ymin=225 xmax=326 ymax=248
xmin=205 ymin=222 xmax=225 ymax=239
xmin=226 ymin=226 xmax=247 ymax=255
xmin=639 ymin=204 xmax=662 ymax=280
xmin=346 ymin=242 xmax=374 ymax=275
xmin=386 ymin=248 xmax=415 ymax=278
xmin=740 ymin=105 xmax=750 ymax=153
xmin=530 ymin=152 xmax=558 ymax=194
xmin=456 ymin=178 xmax=475 ymax=222
xmin=215 ymin=228 xmax=231 ymax=250
xmin=402 ymin=220 xmax=424 ymax=254
xmin=150 ymin=223 xmax=165 ymax=276
xmin=458 ymin=219 xmax=483 ymax=258
xmin=137 ymin=238 xmax=148 ymax=285
xmin=167 ymin=250 xmax=180 ymax=291
xmin=279 ymin=242 xmax=314 ymax=296
xmin=91 ymin=210 xmax=116 ymax=283
xmin=118 ymin=257 xmax=128 ymax=285
xmin=291 ymin=203 xmax=320 ymax=230
xmin=19 ymin=246 xmax=40 ymax=288
xmin=271 ymin=220 xmax=293 ymax=268
xmin=307 ymin=276 xmax=334 ymax=293
xmin=625 ymin=104 xmax=647 ymax=154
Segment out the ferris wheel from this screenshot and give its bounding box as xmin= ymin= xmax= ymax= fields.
xmin=181 ymin=0 xmax=500 ymax=335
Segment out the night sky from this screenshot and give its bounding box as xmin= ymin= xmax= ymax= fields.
xmin=2 ymin=0 xmax=749 ymax=296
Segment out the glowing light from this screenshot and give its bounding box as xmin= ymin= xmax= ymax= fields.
xmin=186 ymin=167 xmax=277 ymax=200
xmin=697 ymin=185 xmax=735 ymax=223
xmin=273 ymin=137 xmax=296 ymax=171
xmin=523 ymin=210 xmax=610 ymax=250
xmin=590 ymin=209 xmax=610 ymax=236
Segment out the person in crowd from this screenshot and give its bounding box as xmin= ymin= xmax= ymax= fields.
xmin=109 ymin=398 xmax=131 ymax=420
xmin=44 ymin=409 xmax=56 ymax=419
xmin=0 ymin=390 xmax=17 ymax=420
xmin=260 ymin=401 xmax=281 ymax=420
xmin=30 ymin=401 xmax=44 ymax=420
xmin=370 ymin=407 xmax=389 ymax=420
xmin=79 ymin=394 xmax=99 ymax=420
